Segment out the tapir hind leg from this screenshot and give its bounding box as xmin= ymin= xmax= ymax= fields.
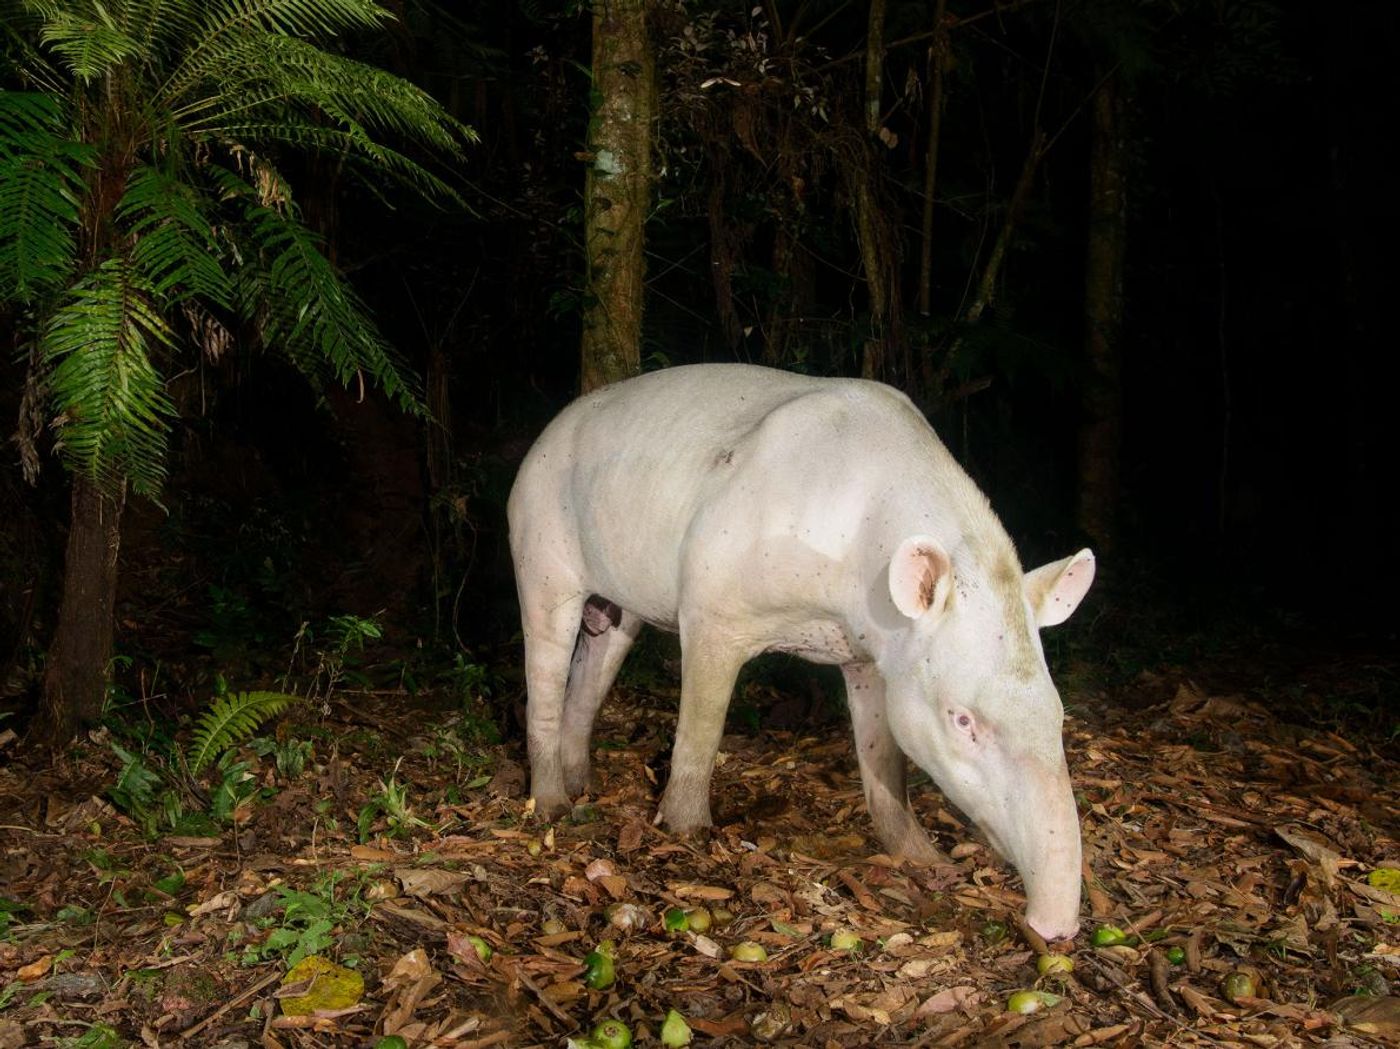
xmin=842 ymin=663 xmax=944 ymax=863
xmin=520 ymin=585 xmax=588 ymax=821
xmin=560 ymin=600 xmax=643 ymax=795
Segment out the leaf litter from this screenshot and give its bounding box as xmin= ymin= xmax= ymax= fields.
xmin=0 ymin=673 xmax=1395 ymax=1048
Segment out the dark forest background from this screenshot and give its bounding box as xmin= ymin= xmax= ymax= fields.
xmin=2 ymin=0 xmax=1395 ymax=740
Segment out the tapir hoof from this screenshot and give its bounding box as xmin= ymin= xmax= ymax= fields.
xmin=532 ymin=794 xmax=573 ymax=822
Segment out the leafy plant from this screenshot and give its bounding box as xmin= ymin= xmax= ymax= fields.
xmin=357 ymin=761 xmax=430 ymax=843
xmin=285 ymin=613 xmax=384 ymax=710
xmin=106 ymin=688 xmax=296 ymax=833
xmin=188 ymin=691 xmax=297 ymax=774
xmin=242 ymin=873 xmax=368 ymax=968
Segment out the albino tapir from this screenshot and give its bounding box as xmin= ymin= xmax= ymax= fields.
xmin=508 ymin=364 xmax=1094 ymax=940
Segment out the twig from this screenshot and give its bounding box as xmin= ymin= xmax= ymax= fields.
xmin=177 ymin=968 xmax=284 ymax=1041
xmin=509 ymin=961 xmax=577 ymax=1029
xmin=1146 ymin=948 xmax=1181 ymax=1016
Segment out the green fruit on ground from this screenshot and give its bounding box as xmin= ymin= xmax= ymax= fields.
xmin=828 ymin=929 xmax=861 ymax=951
xmin=584 ymin=945 xmax=617 ymax=990
xmin=1007 ymin=990 xmax=1062 ymax=1014
xmin=1221 ymin=971 xmax=1257 ymax=1003
xmin=590 ymin=1018 xmax=633 ymax=1049
xmin=684 ymin=906 xmax=712 ymax=933
xmin=1165 ymin=946 xmax=1186 ymax=965
xmin=1036 ymin=953 xmax=1074 ymax=975
xmin=660 ymin=1008 xmax=693 ymax=1047
xmin=663 ymin=907 xmax=690 ymax=934
xmin=1091 ymin=924 xmax=1128 ymax=947
xmin=729 ymin=941 xmax=768 ymax=962
xmin=374 ymin=1038 xmax=408 ymax=1049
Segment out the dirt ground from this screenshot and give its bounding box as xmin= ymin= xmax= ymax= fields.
xmin=0 ymin=659 xmax=1396 ymax=1048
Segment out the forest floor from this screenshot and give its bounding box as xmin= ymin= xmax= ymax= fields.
xmin=0 ymin=649 xmax=1397 ymax=1049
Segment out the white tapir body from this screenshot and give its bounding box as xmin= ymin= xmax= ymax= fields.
xmin=508 ymin=364 xmax=1094 ymax=940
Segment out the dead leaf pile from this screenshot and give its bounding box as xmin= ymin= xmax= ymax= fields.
xmin=0 ymin=675 xmax=1395 ymax=1047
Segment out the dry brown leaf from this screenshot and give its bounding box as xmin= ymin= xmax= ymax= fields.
xmin=395 ymin=867 xmax=469 ymax=898
xmin=1332 ymin=995 xmax=1400 ymax=1040
xmin=1274 ymin=825 xmax=1345 ymax=887
xmin=915 ymin=985 xmax=979 ymax=1015
xmin=16 ymin=955 xmax=52 ymax=982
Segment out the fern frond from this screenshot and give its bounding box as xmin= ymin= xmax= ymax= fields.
xmin=188 ymin=690 xmax=297 ymax=774
xmin=158 ymin=0 xmax=390 ymax=104
xmin=39 ymin=258 xmax=176 ymax=497
xmin=0 ymin=91 xmax=91 ymax=301
xmin=172 ymin=32 xmax=472 ymax=203
xmin=239 ymin=197 xmax=421 ymax=413
xmin=118 ymin=165 xmax=234 ymax=308
xmin=39 ymin=3 xmax=143 ymax=82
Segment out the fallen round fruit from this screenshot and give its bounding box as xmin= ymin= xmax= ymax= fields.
xmin=541 ymin=918 xmax=567 ymax=936
xmin=729 ymin=941 xmax=768 ymax=962
xmin=663 ymin=907 xmax=690 ymax=934
xmin=1091 ymin=924 xmax=1128 ymax=947
xmin=685 ymin=906 xmax=712 ymax=933
xmin=1221 ymin=971 xmax=1257 ymax=1003
xmin=828 ymin=929 xmax=861 ymax=951
xmin=374 ymin=1037 xmax=408 ymax=1049
xmin=1007 ymin=990 xmax=1062 ymax=1014
xmin=660 ymin=1008 xmax=693 ymax=1047
xmin=590 ymin=1018 xmax=633 ymax=1049
xmin=584 ymin=942 xmax=617 ymax=990
xmin=1036 ymin=953 xmax=1074 ymax=975
xmin=604 ymin=902 xmax=649 ymax=933
xmin=1165 ymin=946 xmax=1186 ymax=965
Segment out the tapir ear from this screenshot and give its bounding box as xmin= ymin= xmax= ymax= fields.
xmin=888 ymin=535 xmax=953 ymax=620
xmin=1024 ymin=548 xmax=1096 ymax=628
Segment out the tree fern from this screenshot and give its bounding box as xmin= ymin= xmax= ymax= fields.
xmin=40 ymin=259 xmax=176 ymax=497
xmin=0 ymin=91 xmax=90 ymax=301
xmin=118 ymin=165 xmax=234 ymax=309
xmin=188 ymin=690 xmax=297 ymax=774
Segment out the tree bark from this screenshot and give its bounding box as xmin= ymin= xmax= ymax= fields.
xmin=36 ymin=475 xmax=125 ymax=745
xmin=580 ymin=0 xmax=656 ymax=393
xmin=864 ymin=0 xmax=888 ymax=135
xmin=1076 ymin=71 xmax=1127 ymax=554
xmin=916 ymin=0 xmax=949 ymax=318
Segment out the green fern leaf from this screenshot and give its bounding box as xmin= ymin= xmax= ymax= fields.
xmin=188 ymin=690 xmax=297 ymax=774
xmin=118 ymin=165 xmax=234 ymax=308
xmin=39 ymin=258 xmax=177 ymax=497
xmin=0 ymin=91 xmax=92 ymax=301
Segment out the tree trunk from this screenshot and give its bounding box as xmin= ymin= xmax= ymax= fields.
xmin=916 ymin=0 xmax=950 ymax=318
xmin=864 ymin=0 xmax=887 ymax=135
xmin=580 ymin=0 xmax=656 ymax=394
xmin=1076 ymin=71 xmax=1127 ymax=554
xmin=36 ymin=475 xmax=125 ymax=745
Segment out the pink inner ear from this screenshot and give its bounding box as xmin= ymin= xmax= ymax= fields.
xmin=1038 ymin=550 xmax=1095 ymax=625
xmin=890 ymin=536 xmax=951 ymax=619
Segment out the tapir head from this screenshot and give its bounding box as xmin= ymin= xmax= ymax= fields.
xmin=883 ymin=536 xmax=1095 ymax=942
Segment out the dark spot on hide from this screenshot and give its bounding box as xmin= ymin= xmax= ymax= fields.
xmin=582 ymin=595 xmax=621 ymax=636
xmin=714 ymin=448 xmax=735 ymax=466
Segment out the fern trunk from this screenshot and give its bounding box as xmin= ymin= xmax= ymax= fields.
xmin=36 ymin=475 xmax=125 ymax=744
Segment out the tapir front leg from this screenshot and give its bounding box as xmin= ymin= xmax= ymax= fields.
xmin=560 ymin=603 xmax=643 ymax=795
xmin=842 ymin=663 xmax=944 ymax=863
xmin=657 ymin=621 xmax=751 ymax=835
